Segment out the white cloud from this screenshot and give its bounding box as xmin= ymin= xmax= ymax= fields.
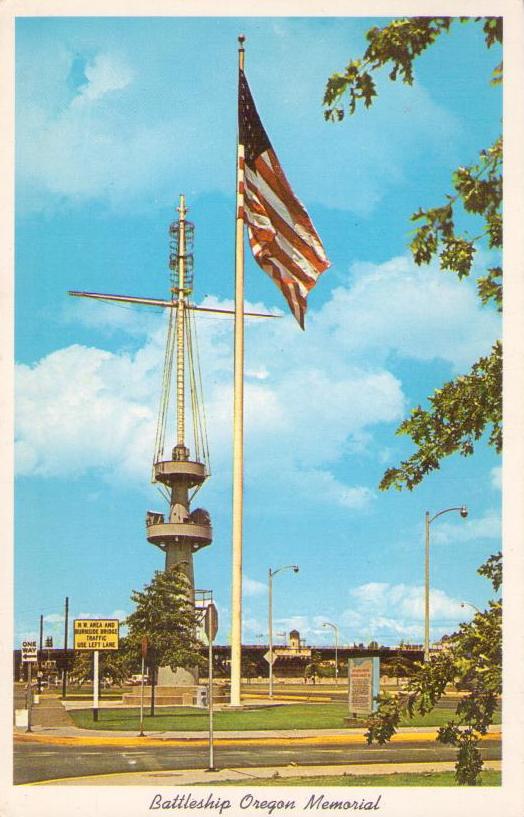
xmin=284 ymin=467 xmax=375 ymax=511
xmin=43 ymin=613 xmax=65 ymax=624
xmin=227 ymin=582 xmax=472 ymax=649
xmin=431 ymin=510 xmax=501 ymax=545
xmin=15 ymin=344 xmax=157 ymax=479
xmin=15 ymin=256 xmax=499 ymax=519
xmin=77 ymin=609 xmax=128 ymax=621
xmin=349 ymin=582 xmax=464 ymax=621
xmin=243 ymin=576 xmax=267 ymax=597
xmin=235 ymin=582 xmax=469 ymax=647
xmin=16 ymin=45 xmax=227 ymax=210
xmin=73 ymin=53 xmax=134 ymax=104
xmin=491 ymin=466 xmax=502 ymax=490
xmin=14 ymin=22 xmax=467 ymax=216
xmin=338 ymin=582 xmax=467 ymax=644
xmin=254 ymin=582 xmax=466 ymax=646
xmin=318 ymin=256 xmax=500 ymax=372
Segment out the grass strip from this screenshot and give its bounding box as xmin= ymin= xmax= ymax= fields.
xmin=69 ymin=702 xmax=501 ymax=732
xmin=201 ymin=770 xmax=501 ymax=787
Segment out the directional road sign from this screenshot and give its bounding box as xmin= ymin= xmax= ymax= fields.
xmin=21 ymin=641 xmax=38 ymax=663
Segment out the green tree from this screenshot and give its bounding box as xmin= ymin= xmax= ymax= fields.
xmin=71 ymin=636 xmax=136 ymax=691
xmin=324 ymin=17 xmax=503 ymax=785
xmin=366 ymin=555 xmax=501 ymax=785
xmin=125 ymin=567 xmax=205 ymax=715
xmin=241 ymin=653 xmax=260 ymax=683
xmin=324 ymin=16 xmax=502 ymax=491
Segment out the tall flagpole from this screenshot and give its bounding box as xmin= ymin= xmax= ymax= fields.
xmin=230 ymin=34 xmax=246 ymax=707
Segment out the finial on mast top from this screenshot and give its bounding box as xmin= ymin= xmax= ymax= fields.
xmin=177 ymin=193 xmax=187 ymax=219
xmin=238 ymin=35 xmax=246 ymax=70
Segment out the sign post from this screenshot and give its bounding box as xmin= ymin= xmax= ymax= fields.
xmin=139 ymin=637 xmax=148 ymax=737
xmin=21 ymin=640 xmax=38 ymax=733
xmin=204 ymin=603 xmax=219 ymax=772
xmin=73 ymin=619 xmax=120 ymax=724
xmin=26 ymin=663 xmax=33 ymax=733
xmin=347 ymin=657 xmax=380 ymax=723
xmin=93 ymin=650 xmax=99 ymax=722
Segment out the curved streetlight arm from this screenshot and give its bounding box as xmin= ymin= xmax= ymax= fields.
xmin=424 ymin=505 xmax=468 ymax=662
xmin=461 ymin=601 xmax=481 ymax=614
xmin=321 ymin=622 xmax=337 ymax=633
xmin=321 ymin=622 xmax=339 ymax=685
xmin=428 ymin=506 xmax=468 ymax=524
xmin=268 ymin=564 xmax=299 ymax=698
xmin=269 ymin=564 xmax=299 ymax=578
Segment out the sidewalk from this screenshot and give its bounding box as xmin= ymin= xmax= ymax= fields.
xmin=26 ymin=695 xmax=76 ymax=727
xmin=28 ymin=760 xmax=502 ymax=787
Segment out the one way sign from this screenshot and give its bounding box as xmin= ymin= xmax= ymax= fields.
xmin=21 ymin=640 xmax=38 ymax=663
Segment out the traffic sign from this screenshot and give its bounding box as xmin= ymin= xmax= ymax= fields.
xmin=21 ymin=640 xmax=38 ymax=663
xmin=73 ymin=619 xmax=119 ymax=650
xmin=263 ymin=650 xmax=276 ymax=665
xmin=204 ymin=603 xmax=219 ymax=642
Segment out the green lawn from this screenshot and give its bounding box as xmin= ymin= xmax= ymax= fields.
xmin=202 ymin=770 xmax=501 ymax=787
xmin=69 ymin=702 xmax=501 ymax=732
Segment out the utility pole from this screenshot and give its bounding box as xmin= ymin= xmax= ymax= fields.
xmin=62 ymin=596 xmax=69 ymax=699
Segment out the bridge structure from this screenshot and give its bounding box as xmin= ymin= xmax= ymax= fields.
xmin=14 ymin=645 xmax=424 ymax=682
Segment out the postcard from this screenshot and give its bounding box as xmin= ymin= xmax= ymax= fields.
xmin=2 ymin=1 xmax=523 ymax=815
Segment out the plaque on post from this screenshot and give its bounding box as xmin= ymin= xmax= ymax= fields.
xmin=347 ymin=657 xmax=380 ymax=722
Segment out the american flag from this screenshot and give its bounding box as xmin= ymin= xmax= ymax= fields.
xmin=238 ymin=70 xmax=330 ymax=329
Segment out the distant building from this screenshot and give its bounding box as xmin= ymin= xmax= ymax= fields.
xmin=289 ymin=629 xmax=301 ymax=650
xmin=274 ymin=630 xmax=311 ymax=659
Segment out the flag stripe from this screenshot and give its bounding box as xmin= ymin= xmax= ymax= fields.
xmin=256 ymin=151 xmax=329 ymax=266
xmin=244 ymin=171 xmax=325 ymax=286
xmin=261 ymin=258 xmax=306 ymax=327
xmin=247 ymin=226 xmax=311 ymax=296
xmin=238 ymin=68 xmax=329 ymax=328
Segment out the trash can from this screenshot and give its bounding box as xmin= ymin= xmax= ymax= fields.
xmin=196 ymin=685 xmax=208 ymax=708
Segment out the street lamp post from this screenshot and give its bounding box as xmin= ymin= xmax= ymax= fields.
xmin=425 ymin=505 xmax=468 ymax=662
xmin=268 ymin=564 xmax=299 ymax=698
xmin=321 ymin=622 xmax=339 ymax=685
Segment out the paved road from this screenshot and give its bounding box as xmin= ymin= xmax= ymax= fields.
xmin=14 ymin=737 xmax=501 ymax=785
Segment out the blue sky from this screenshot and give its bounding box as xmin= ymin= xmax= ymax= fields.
xmin=14 ymin=16 xmax=502 ymax=650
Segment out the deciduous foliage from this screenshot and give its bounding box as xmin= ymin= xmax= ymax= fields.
xmin=365 ymin=555 xmax=501 ymax=785
xmin=324 ymin=17 xmax=502 ymax=491
xmin=324 ymin=17 xmax=502 ymax=122
xmin=380 ymin=341 xmax=502 ymax=490
xmin=71 ymin=636 xmax=135 ymax=687
xmin=324 ymin=17 xmax=503 ymax=784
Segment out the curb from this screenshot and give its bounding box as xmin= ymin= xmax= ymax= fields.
xmin=14 ymin=729 xmax=501 ymax=748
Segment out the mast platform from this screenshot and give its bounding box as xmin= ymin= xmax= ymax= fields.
xmin=153 ymin=457 xmax=207 ymax=488
xmin=145 ymin=514 xmax=212 ymax=553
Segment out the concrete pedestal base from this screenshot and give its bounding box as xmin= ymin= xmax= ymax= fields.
xmin=122 ymin=683 xmax=231 ymax=707
xmin=157 ymin=665 xmax=197 ymax=686
xmin=123 ymin=685 xmax=198 ymax=706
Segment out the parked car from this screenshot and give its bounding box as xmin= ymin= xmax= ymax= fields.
xmin=127 ymin=674 xmax=150 ymax=686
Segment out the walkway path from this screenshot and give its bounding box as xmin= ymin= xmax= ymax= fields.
xmin=27 ymin=759 xmax=502 ymax=787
